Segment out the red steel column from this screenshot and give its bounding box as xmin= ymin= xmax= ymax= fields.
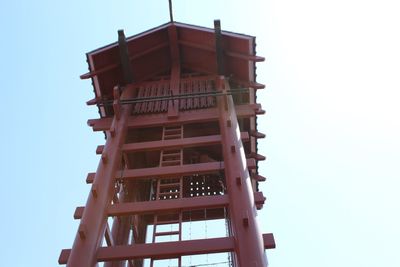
xmin=104 ymin=187 xmax=132 ymax=267
xmin=104 ymin=216 xmax=131 ymax=267
xmin=67 ymin=85 xmax=135 ymax=267
xmin=216 ymin=76 xmax=267 ymax=267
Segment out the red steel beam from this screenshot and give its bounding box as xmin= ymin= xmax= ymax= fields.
xmin=73 ymin=191 xmax=265 ymax=220
xmin=65 ymin=86 xmax=136 ymax=267
xmin=97 ymin=237 xmax=234 ymax=261
xmin=109 ymin=194 xmax=228 ymax=216
xmin=121 ymin=159 xmax=256 ymax=180
xmin=108 ymin=192 xmax=265 ymax=217
xmin=87 ymin=104 xmax=260 ymax=132
xmin=104 ymin=183 xmax=132 ymax=267
xmin=59 ymin=233 xmax=274 ymax=264
xmin=230 ymin=78 xmax=266 ymax=89
xmin=179 ymin=40 xmax=265 ymax=62
xmin=104 ymin=223 xmax=115 ymax=247
xmin=263 ymin=233 xmax=276 ymax=249
xmin=80 ymin=39 xmax=264 ymax=81
xmin=216 ymin=76 xmax=268 ymax=266
xmin=80 ymin=42 xmax=169 ymax=80
xmin=167 ymin=24 xmax=180 ymax=118
xmin=122 ymin=132 xmax=249 ymax=152
xmin=60 ymin=237 xmax=234 ymax=264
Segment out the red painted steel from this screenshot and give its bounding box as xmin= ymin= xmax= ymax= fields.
xmin=59 ymin=233 xmax=274 ymax=264
xmin=122 ymin=132 xmax=249 ymax=152
xmin=121 ymin=159 xmax=256 ymax=180
xmin=61 ymin=21 xmax=274 ymax=267
xmin=167 ymin=24 xmax=180 ymax=118
xmin=216 ymin=76 xmax=268 ymax=266
xmin=98 ymin=237 xmax=235 ymax=262
xmin=87 ymin=103 xmax=260 ymax=131
xmin=65 ymin=86 xmax=135 ymax=267
xmin=108 ymin=192 xmax=266 ymax=216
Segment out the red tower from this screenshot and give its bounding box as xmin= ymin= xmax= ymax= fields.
xmin=59 ymin=20 xmax=275 ymax=267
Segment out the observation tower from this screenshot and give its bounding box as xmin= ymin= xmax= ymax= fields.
xmin=59 ymin=18 xmax=275 ymax=267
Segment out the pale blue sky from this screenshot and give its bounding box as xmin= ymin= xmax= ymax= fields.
xmin=0 ymin=0 xmax=399 ymax=266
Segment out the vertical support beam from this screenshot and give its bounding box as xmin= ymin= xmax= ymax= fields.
xmin=104 ymin=182 xmax=132 ymax=267
xmin=132 ymin=215 xmax=147 ymax=267
xmin=216 ymin=76 xmax=267 ymax=267
xmin=167 ymin=24 xmax=180 ymax=118
xmin=214 ymin=20 xmax=225 ymax=75
xmin=118 ymin=30 xmax=134 ymax=85
xmin=66 ymin=85 xmax=135 ymax=267
xmin=104 ymin=217 xmax=131 ymax=267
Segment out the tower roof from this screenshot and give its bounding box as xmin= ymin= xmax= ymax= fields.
xmin=81 ymin=22 xmax=262 ymax=102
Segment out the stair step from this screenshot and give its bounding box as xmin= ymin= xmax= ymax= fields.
xmin=154 ymin=230 xmax=180 ymax=237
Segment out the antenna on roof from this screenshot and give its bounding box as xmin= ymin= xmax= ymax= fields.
xmin=168 ymin=0 xmax=174 ymax=22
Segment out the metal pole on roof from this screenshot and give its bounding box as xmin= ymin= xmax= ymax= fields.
xmin=169 ymin=0 xmax=174 ymax=22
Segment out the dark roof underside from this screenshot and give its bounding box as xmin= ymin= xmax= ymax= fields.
xmin=85 ymin=22 xmax=257 ymax=101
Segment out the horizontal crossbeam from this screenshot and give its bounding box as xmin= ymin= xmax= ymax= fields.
xmin=87 ymin=104 xmax=261 ymax=131
xmin=108 ymin=192 xmax=265 ymax=216
xmin=122 ymin=133 xmax=249 ymax=152
xmin=89 ymin=89 xmax=249 ymax=107
xmin=74 ymin=192 xmax=265 ymax=220
xmin=179 ymin=40 xmax=265 ymax=62
xmin=98 ymin=237 xmax=233 ymax=261
xmin=121 ymin=159 xmax=256 ymax=180
xmin=59 ymin=233 xmax=274 ymax=264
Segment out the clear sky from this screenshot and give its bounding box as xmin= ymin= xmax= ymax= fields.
xmin=1 ymin=0 xmax=399 ymax=266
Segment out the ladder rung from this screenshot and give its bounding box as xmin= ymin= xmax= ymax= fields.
xmin=163 ymin=134 xmax=182 ymax=139
xmin=154 ymin=230 xmax=180 ymax=236
xmin=164 ymin=128 xmax=181 ymax=133
xmin=161 ymin=158 xmax=181 ymax=162
xmin=162 ymin=152 xmax=181 ymax=157
xmin=165 ymin=125 xmax=181 ymax=130
xmin=163 ymin=150 xmax=180 ymax=153
xmin=155 ymin=219 xmax=181 ymax=225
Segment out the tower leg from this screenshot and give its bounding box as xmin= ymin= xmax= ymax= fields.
xmin=216 ymin=77 xmax=267 ymax=267
xmin=67 ymin=86 xmax=135 ymax=267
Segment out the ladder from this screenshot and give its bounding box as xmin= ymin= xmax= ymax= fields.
xmin=160 ymin=125 xmax=183 ymax=167
xmin=150 ymin=125 xmax=184 ymax=267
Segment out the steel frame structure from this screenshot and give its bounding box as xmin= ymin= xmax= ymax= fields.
xmin=60 ymin=20 xmax=275 ymax=267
